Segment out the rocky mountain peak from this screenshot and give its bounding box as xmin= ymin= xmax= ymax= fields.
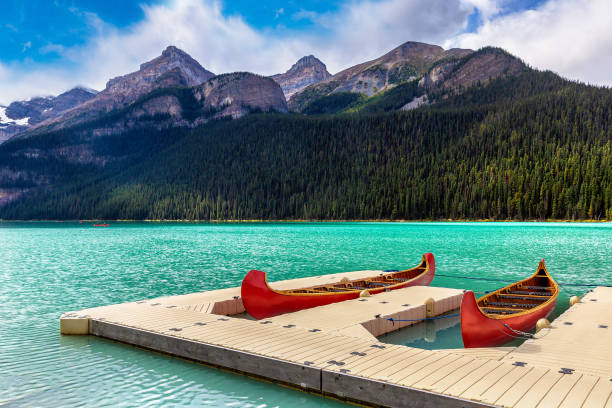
xmin=162 ymin=45 xmax=185 ymax=57
xmin=292 ymin=55 xmax=327 ymax=71
xmin=106 ymin=45 xmax=214 ymax=94
xmin=271 ymin=55 xmax=331 ymax=100
xmin=25 ymin=46 xmax=217 ymax=134
xmin=393 ymin=41 xmax=443 ymax=54
xmin=52 ymin=87 xmax=98 ymax=110
xmin=419 ymin=46 xmax=526 ymax=90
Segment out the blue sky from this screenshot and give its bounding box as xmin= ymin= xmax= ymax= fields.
xmin=2 ymin=0 xmax=342 ymax=65
xmin=0 ymin=0 xmax=610 ymax=104
xmin=0 ymin=0 xmax=547 ymax=65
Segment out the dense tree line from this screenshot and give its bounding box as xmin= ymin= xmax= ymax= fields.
xmin=0 ymin=73 xmax=610 ymax=221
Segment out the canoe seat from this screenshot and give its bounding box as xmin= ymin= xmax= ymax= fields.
xmin=510 ymin=290 xmax=552 ymax=296
xmin=499 ymin=294 xmax=547 ymax=301
xmin=368 ymin=282 xmax=392 ymax=287
xmin=482 ymin=308 xmax=519 ymax=315
xmin=524 ymin=286 xmax=554 ymax=290
xmin=390 ymin=278 xmax=411 ymax=282
xmin=485 ymin=301 xmax=531 ymax=309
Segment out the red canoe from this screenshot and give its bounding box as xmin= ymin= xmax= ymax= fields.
xmin=241 ymin=253 xmax=435 ymax=319
xmin=460 ymin=259 xmax=559 ymax=348
xmin=93 ymin=224 xmax=110 ymax=227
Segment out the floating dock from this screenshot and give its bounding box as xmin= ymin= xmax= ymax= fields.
xmin=60 ymin=273 xmax=612 ymax=408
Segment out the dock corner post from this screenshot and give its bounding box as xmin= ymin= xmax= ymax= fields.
xmin=60 ymin=313 xmax=90 ymax=335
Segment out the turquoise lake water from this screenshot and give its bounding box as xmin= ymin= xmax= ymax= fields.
xmin=1 ymin=222 xmax=610 ymax=407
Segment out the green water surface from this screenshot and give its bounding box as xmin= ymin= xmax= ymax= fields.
xmin=0 ymin=222 xmax=610 ymax=406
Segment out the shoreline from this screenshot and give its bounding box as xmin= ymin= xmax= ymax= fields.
xmin=0 ymin=218 xmax=609 ymax=223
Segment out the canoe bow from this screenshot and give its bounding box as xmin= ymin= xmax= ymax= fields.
xmin=460 ymin=259 xmax=558 ymax=348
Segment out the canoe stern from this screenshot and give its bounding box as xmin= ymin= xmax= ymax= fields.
xmin=420 ymin=252 xmax=436 ymax=286
xmin=241 ymin=269 xmax=360 ymax=319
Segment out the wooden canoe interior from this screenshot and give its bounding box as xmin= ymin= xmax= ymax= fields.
xmin=477 ymin=267 xmax=557 ymax=317
xmin=280 ymin=259 xmax=427 ymax=294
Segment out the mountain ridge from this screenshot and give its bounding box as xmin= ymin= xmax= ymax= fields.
xmin=4 ymin=42 xmax=527 ymax=141
xmin=0 ymin=87 xmax=98 ymax=142
xmin=288 ymin=41 xmax=474 ymax=110
xmin=26 ymin=46 xmax=216 ymax=134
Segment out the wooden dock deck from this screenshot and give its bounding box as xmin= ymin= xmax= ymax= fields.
xmin=266 ymin=286 xmax=463 ymax=340
xmin=133 ymin=269 xmax=393 ymax=316
xmin=500 ymin=287 xmax=612 ymax=377
xmin=60 ymin=282 xmax=612 ymax=408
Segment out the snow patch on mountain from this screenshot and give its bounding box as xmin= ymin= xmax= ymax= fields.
xmin=0 ymin=106 xmax=29 ymax=126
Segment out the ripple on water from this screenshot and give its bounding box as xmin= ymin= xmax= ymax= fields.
xmin=0 ymin=221 xmax=610 ymax=406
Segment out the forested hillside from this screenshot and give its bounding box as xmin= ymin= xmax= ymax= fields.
xmin=1 ymin=74 xmax=609 ymax=221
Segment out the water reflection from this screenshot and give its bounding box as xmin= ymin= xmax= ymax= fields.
xmin=378 ymin=311 xmax=463 ymax=349
xmin=378 ymin=310 xmax=526 ymax=349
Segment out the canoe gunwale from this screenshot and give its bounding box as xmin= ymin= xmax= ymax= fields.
xmin=262 ymin=254 xmax=432 ymax=297
xmin=475 ymin=259 xmax=559 ymax=320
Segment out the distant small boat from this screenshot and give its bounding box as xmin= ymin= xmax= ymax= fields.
xmin=241 ymin=253 xmax=435 ymax=319
xmin=460 ymin=259 xmax=559 ymax=348
xmin=93 ymin=224 xmax=110 ymax=227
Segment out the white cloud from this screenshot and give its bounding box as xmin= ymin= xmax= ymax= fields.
xmin=449 ymin=0 xmax=612 ymax=85
xmin=39 ymin=43 xmax=67 ymax=55
xmin=309 ymin=0 xmax=472 ymax=70
xmin=292 ymin=9 xmax=319 ymax=22
xmin=0 ymin=0 xmax=610 ymax=105
xmin=0 ymin=0 xmax=472 ymax=104
xmin=461 ymin=0 xmax=500 ymax=19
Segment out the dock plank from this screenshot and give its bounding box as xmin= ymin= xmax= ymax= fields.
xmin=412 ymin=356 xmax=474 ymax=389
xmin=426 ymin=358 xmax=490 ymax=393
xmin=239 ymin=333 xmax=330 ymax=354
xmin=398 ymin=353 xmax=464 ymax=387
xmin=513 ymin=371 xmax=563 ymax=408
xmin=244 ymin=332 xmax=329 ymax=355
xmin=320 ymin=345 xmax=400 ymax=372
xmin=558 ymin=374 xmax=599 ymax=408
xmin=328 ymin=345 xmax=411 ymax=373
xmin=305 ymin=344 xmax=379 ymax=369
xmin=494 ymin=367 xmax=549 ymax=408
xmin=535 ymin=373 xmax=582 ymax=408
xmin=581 ymin=377 xmax=612 ymax=408
xmin=291 ymin=338 xmax=370 ymax=363
xmin=356 ymin=348 xmax=428 ymax=378
xmin=479 ymin=365 xmax=533 ymax=405
xmin=460 ymin=363 xmax=517 ymax=401
xmin=384 ymin=352 xmax=449 ymax=383
xmin=367 ymin=349 xmax=435 ymax=381
xmin=444 ymin=360 xmax=504 ymax=397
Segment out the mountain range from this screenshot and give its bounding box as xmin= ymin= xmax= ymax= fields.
xmin=2 ymin=41 xmax=528 ymax=142
xmin=0 ymin=41 xmax=609 ymax=220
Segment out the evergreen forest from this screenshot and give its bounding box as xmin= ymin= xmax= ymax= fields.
xmin=0 ymin=71 xmax=610 ymax=221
